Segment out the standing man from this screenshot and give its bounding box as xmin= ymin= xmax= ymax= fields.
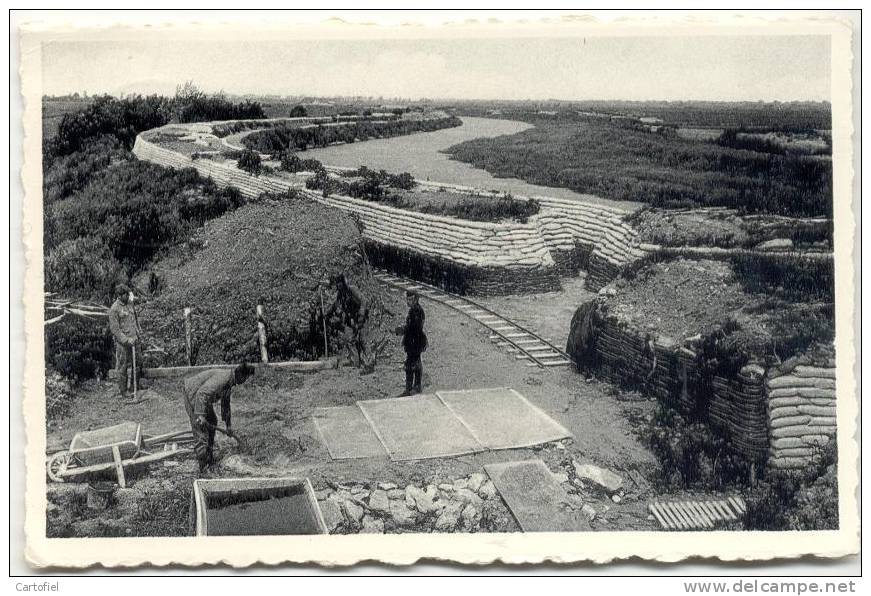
xmin=182 ymin=363 xmax=254 ymax=472
xmin=108 ymin=284 xmax=140 ymax=400
xmin=400 ymin=290 xmax=427 ymax=396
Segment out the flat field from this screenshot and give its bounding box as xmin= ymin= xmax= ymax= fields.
xmin=445 ymin=114 xmax=833 ymax=217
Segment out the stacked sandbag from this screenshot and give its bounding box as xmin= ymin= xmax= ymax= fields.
xmin=573 ymin=312 xmax=770 ymax=462
xmin=133 ymin=135 xmax=292 ymax=199
xmin=766 ymin=348 xmax=837 ymax=470
xmin=535 ymin=196 xmax=648 ymax=291
xmin=360 ymin=238 xmax=561 ymax=296
xmin=314 ymin=193 xmax=556 ymax=271
xmin=388 ymin=179 xmax=649 ymax=289
xmin=709 ymin=364 xmax=769 ymax=459
xmin=134 ymin=128 xmax=562 ymax=296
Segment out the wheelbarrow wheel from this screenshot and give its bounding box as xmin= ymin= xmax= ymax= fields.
xmin=46 ymin=451 xmax=72 ymax=483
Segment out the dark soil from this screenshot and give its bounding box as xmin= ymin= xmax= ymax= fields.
xmin=628 ymin=208 xmax=832 ymax=250
xmin=46 ymin=282 xmax=659 ymax=537
xmin=137 ymin=198 xmax=404 ymax=366
xmin=602 ymin=258 xmax=834 ymax=363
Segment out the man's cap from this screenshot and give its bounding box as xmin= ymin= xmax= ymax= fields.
xmin=116 ymin=284 xmax=132 ymax=296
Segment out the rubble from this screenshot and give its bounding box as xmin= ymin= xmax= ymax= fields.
xmin=320 ymin=499 xmax=344 ymax=532
xmin=389 ymin=499 xmax=418 ymax=528
xmin=310 ymin=471 xmax=524 ymax=534
xmin=434 ymin=502 xmax=465 ymax=532
xmin=361 ymin=516 xmax=385 ymax=534
xmin=405 ymin=485 xmax=439 ymax=513
xmin=341 ymin=499 xmax=365 ymax=528
xmin=478 ymin=480 xmax=498 ymax=501
xmin=467 ymin=473 xmax=487 ymax=492
xmin=572 ymin=461 xmax=624 ymax=494
xmin=367 ymin=489 xmax=390 ymax=514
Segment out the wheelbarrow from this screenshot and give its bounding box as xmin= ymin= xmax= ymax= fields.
xmin=46 ymin=421 xmax=195 ymax=487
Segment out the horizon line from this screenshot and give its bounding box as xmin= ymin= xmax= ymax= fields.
xmin=42 ymin=91 xmax=832 ymax=106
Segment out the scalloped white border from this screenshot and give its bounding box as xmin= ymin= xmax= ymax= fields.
xmin=18 ymin=11 xmax=859 ymax=569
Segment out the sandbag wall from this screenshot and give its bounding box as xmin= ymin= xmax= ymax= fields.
xmin=582 ymin=314 xmax=770 ymax=462
xmin=133 ymin=130 xmax=561 ymax=296
xmin=316 ymin=194 xmax=561 ymax=295
xmin=534 ymin=196 xmax=647 ymax=290
xmin=133 ymin=135 xmax=292 ymax=199
xmin=765 ymin=349 xmax=837 ymax=470
xmin=405 ymin=181 xmax=648 ymax=285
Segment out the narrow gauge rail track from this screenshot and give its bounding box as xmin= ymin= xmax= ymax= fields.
xmin=373 ymin=271 xmax=574 ymax=369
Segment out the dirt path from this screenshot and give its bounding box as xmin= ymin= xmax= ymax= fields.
xmin=47 ymin=277 xmax=658 ymax=536
xmin=474 ymin=275 xmax=593 ymax=350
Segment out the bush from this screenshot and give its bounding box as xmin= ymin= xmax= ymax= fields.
xmin=243 ymin=116 xmax=462 ymax=153
xmin=45 ymin=237 xmax=123 ymax=303
xmin=277 ymin=151 xmax=324 ymax=174
xmin=46 ymin=94 xmax=173 ymax=160
xmin=419 ymin=194 xmax=540 ymax=223
xmin=237 ymin=150 xmax=262 ymax=175
xmin=176 ymin=97 xmax=264 ymax=123
xmin=388 ymin=172 xmax=416 ymax=190
xmin=46 ymin=369 xmax=74 ymax=420
xmin=308 ymin=168 xmax=537 ymax=223
xmin=637 ymin=403 xmax=752 ymax=490
xmin=745 ymin=442 xmax=838 ymax=530
xmin=44 ymin=91 xmax=266 ymax=163
xmin=731 ymin=253 xmax=834 ymax=302
xmin=43 ymin=135 xmax=129 ymax=205
xmin=48 ymin=160 xmax=244 ymax=274
xmin=45 ymin=315 xmax=114 ymax=383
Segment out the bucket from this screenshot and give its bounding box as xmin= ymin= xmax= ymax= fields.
xmin=86 ymin=481 xmax=116 ymax=510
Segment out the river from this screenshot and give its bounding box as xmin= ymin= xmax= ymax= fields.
xmin=302 ymin=117 xmax=630 ymax=209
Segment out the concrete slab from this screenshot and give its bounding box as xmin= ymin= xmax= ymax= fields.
xmin=436 ymin=387 xmax=572 ymax=450
xmin=313 ymin=406 xmax=388 ymax=460
xmin=357 ymin=395 xmax=485 ymax=461
xmin=485 ymin=459 xmax=589 ymax=533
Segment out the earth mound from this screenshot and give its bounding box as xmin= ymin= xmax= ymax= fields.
xmin=140 ymin=197 xmax=403 ymax=365
xmin=600 ymin=258 xmax=833 ymax=365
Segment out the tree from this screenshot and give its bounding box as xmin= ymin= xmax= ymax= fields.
xmin=290 ymin=105 xmax=307 ymax=118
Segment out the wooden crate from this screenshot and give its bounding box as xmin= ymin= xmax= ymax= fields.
xmin=191 ymin=477 xmax=328 ymax=537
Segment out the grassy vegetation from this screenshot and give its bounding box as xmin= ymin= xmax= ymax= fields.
xmin=242 ymin=116 xmax=462 ymax=153
xmin=306 ymin=167 xmax=540 ymax=223
xmin=446 ymin=115 xmax=832 ymax=217
xmin=636 ymin=402 xmax=838 ymax=530
xmin=627 ymin=208 xmax=833 ymax=250
xmin=456 ymin=100 xmax=831 ymax=130
xmin=42 ymin=91 xmax=262 ymax=387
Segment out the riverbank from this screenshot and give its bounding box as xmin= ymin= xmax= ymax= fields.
xmin=303 ymin=117 xmax=635 ymax=210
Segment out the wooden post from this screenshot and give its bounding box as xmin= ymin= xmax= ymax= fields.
xmin=183 ymin=307 xmax=193 ymax=366
xmin=318 ymin=286 xmax=329 ymax=358
xmin=112 ymin=445 xmax=126 ymax=489
xmin=256 ymin=303 xmax=269 ymax=363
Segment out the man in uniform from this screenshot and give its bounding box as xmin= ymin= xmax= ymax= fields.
xmin=400 ymin=290 xmax=427 ymax=396
xmin=182 ymin=363 xmax=254 ymax=472
xmin=108 ymin=284 xmax=141 ymax=400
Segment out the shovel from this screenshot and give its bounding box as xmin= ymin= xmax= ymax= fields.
xmin=202 ymin=420 xmax=247 ymax=449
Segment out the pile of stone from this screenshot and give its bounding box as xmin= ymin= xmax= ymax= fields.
xmin=313 ymin=472 xmax=513 ymax=534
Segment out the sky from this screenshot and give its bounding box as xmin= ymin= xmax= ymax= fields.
xmin=40 ymin=35 xmax=831 ymax=102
